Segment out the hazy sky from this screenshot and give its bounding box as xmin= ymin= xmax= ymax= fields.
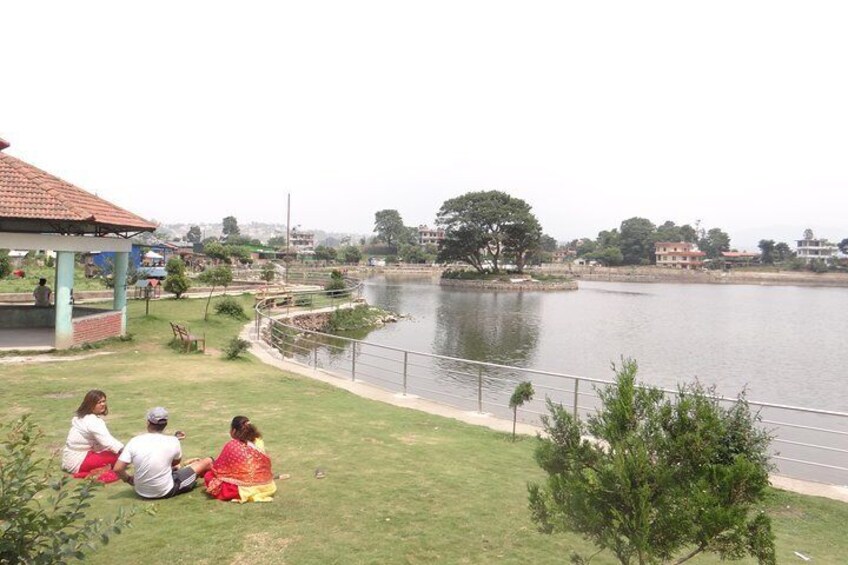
xmin=2 ymin=1 xmax=846 ymax=248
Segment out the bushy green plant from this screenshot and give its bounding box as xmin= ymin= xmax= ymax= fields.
xmin=0 ymin=416 xmax=136 ymax=563
xmin=509 ymin=381 xmax=534 ymax=442
xmin=163 ymin=257 xmax=190 ymax=299
xmin=294 ymin=294 xmax=314 ymax=307
xmin=528 ymin=359 xmax=775 ymax=565
xmin=324 ymin=269 xmax=348 ymax=295
xmin=198 ymin=265 xmax=233 ymax=320
xmin=214 ymin=296 xmax=248 ymax=320
xmin=0 ymin=250 xmax=10 ymax=278
xmin=223 ymin=336 xmax=251 ymax=359
xmin=260 ymin=263 xmax=276 ymax=283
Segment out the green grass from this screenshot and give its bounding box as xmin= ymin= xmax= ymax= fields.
xmin=2 ymin=294 xmax=847 ymax=564
xmin=0 ymin=261 xmax=109 ymax=292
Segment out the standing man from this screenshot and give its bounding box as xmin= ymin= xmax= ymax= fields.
xmin=113 ymin=407 xmax=212 ymax=499
xmin=33 ymin=277 xmax=51 ymax=307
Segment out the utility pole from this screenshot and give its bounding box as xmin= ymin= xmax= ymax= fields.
xmin=285 ymin=193 xmax=291 ymax=285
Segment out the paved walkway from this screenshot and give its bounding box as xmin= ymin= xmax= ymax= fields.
xmin=243 ymin=320 xmax=848 ymax=504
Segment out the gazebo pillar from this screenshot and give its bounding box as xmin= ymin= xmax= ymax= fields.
xmin=113 ymin=251 xmax=129 ymax=334
xmin=54 ymin=251 xmax=75 ymax=348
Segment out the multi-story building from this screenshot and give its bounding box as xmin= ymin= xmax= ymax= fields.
xmin=654 ymin=241 xmax=705 ymax=270
xmin=289 ymin=229 xmax=316 ymax=252
xmin=796 ymin=229 xmax=837 ymax=263
xmin=418 ymin=225 xmax=445 ymax=247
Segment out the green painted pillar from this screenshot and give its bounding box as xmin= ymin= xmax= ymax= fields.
xmin=113 ymin=251 xmax=129 ymax=334
xmin=54 ymin=251 xmax=75 ymax=349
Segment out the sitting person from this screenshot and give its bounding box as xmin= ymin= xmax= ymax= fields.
xmin=61 ymin=390 xmax=124 ymax=483
xmin=113 ymin=407 xmax=213 ymax=499
xmin=33 ymin=278 xmax=51 ymax=307
xmin=204 ymin=416 xmax=277 ymax=503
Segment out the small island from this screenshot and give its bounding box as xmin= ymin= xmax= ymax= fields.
xmin=432 ymin=191 xmax=576 ymax=292
xmin=439 ymin=269 xmax=577 ymax=291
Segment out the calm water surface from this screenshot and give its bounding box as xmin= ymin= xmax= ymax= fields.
xmin=362 ymin=276 xmax=848 ymax=411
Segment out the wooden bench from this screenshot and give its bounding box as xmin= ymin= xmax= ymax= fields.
xmin=169 ymin=322 xmax=206 ymax=353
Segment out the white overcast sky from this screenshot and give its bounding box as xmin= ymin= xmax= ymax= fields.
xmin=2 ymin=1 xmax=846 ymax=248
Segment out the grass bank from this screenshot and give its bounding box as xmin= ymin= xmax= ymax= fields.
xmin=2 ymin=295 xmax=846 ymax=564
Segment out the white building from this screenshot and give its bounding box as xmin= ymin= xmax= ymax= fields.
xmin=418 ymin=225 xmax=445 ymax=247
xmin=289 ymin=229 xmax=316 ymax=252
xmin=796 ymin=229 xmax=837 ymax=263
xmin=654 ymin=241 xmax=705 ymax=270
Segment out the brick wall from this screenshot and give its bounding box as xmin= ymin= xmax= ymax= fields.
xmin=72 ymin=311 xmax=123 ymax=346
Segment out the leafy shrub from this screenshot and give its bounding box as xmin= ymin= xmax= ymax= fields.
xmin=294 ymin=294 xmax=313 ymax=307
xmin=163 ymin=273 xmax=190 ymax=298
xmin=0 ymin=416 xmax=136 ymax=563
xmin=529 ymin=359 xmax=775 ymax=564
xmin=324 ymin=270 xmax=348 ymax=295
xmin=0 ymin=250 xmax=9 ymax=278
xmin=223 ymin=336 xmax=251 ymax=359
xmin=214 ymin=296 xmax=248 ymax=320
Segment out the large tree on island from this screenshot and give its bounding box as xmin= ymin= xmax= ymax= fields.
xmin=436 ymin=190 xmax=542 ymax=274
xmin=373 ymin=209 xmax=407 ymax=249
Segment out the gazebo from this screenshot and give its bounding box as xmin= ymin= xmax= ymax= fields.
xmin=0 ymin=138 xmax=156 ymax=349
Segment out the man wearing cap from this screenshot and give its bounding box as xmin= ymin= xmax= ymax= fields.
xmin=113 ymin=407 xmax=213 ymax=499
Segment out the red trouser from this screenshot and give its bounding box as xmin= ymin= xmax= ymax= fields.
xmin=73 ymin=451 xmax=120 ymax=483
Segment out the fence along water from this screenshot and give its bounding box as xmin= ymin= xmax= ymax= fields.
xmin=254 ymin=275 xmax=848 ymax=487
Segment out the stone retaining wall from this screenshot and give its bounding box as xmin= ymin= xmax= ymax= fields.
xmin=533 ymin=265 xmax=848 ymax=287
xmin=439 ymin=278 xmax=578 ymax=291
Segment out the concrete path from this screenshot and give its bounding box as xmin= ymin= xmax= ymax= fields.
xmin=242 ymin=321 xmax=848 ymax=504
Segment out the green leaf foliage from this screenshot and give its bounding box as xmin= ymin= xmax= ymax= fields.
xmin=0 ymin=416 xmax=135 ymax=564
xmin=214 ymin=296 xmax=248 ymax=320
xmin=436 ymin=190 xmax=542 ymax=274
xmin=529 ymin=359 xmax=776 ymax=564
xmin=223 ymin=336 xmax=252 ymax=359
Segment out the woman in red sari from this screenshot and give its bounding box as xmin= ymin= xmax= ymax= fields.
xmin=204 ymin=416 xmax=277 ymax=503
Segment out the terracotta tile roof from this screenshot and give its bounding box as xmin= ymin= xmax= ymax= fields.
xmin=0 ymin=146 xmax=156 ymax=234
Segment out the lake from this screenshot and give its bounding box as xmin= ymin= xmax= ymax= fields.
xmin=361 ymin=276 xmax=848 ymax=412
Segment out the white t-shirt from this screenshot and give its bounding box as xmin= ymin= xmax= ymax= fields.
xmin=118 ymin=433 xmax=182 ymax=499
xmin=34 ymin=285 xmax=51 ymax=307
xmin=62 ymin=414 xmax=124 ymax=473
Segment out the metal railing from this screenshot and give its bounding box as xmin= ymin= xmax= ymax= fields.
xmin=255 ymin=280 xmax=848 ymax=487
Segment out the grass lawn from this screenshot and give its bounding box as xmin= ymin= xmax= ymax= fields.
xmin=0 ymin=261 xmax=109 ymax=293
xmin=2 ymin=294 xmax=847 ymax=564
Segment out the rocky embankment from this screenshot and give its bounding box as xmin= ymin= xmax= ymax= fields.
xmin=533 ymin=266 xmax=848 ymax=287
xmin=282 ymin=307 xmax=401 ymax=333
xmin=439 ymin=278 xmax=577 ymax=291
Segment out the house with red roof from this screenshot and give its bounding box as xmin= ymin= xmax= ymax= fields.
xmin=654 ymin=241 xmax=705 ymax=270
xmin=0 ymin=137 xmax=156 ymax=349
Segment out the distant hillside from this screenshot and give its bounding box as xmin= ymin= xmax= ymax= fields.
xmin=158 ymin=222 xmax=368 ymax=246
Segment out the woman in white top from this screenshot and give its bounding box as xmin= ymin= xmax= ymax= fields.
xmin=62 ymin=390 xmax=124 ymax=483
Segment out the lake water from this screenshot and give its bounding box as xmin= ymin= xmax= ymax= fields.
xmin=361 ymin=276 xmax=848 ymax=412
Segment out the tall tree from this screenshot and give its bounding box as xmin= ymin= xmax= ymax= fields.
xmin=266 ymin=235 xmax=287 ymax=249
xmin=679 ymin=224 xmax=698 ymax=243
xmin=774 ymin=242 xmax=793 ymax=262
xmin=373 ymin=210 xmax=406 ymax=248
xmin=504 ymin=215 xmax=542 ymax=272
xmin=185 ymin=225 xmax=202 ymax=244
xmin=222 ymin=216 xmax=240 ymax=237
xmin=758 ymin=239 xmax=776 ymax=264
xmin=198 ymin=266 xmax=233 ymax=320
xmin=655 ymin=220 xmax=683 ymax=243
xmin=529 ymin=359 xmax=775 ymax=565
xmin=619 ymin=217 xmax=656 ymax=265
xmin=436 ymin=190 xmax=542 ymax=274
xmin=838 ymin=238 xmax=848 ymax=255
xmin=700 ymin=228 xmax=731 ymax=259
